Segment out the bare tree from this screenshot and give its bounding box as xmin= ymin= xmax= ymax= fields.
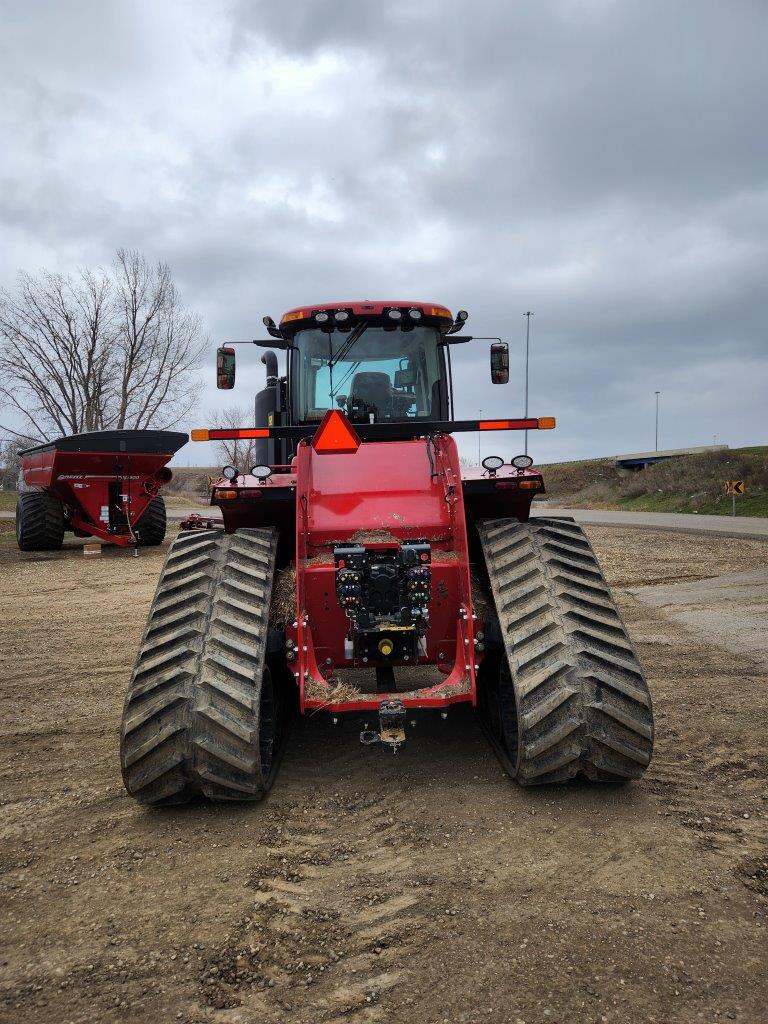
xmin=0 ymin=268 xmax=113 ymax=440
xmin=210 ymin=405 xmax=257 ymax=470
xmin=0 ymin=434 xmax=35 ymax=490
xmin=109 ymin=249 xmax=205 ymax=430
xmin=0 ymin=250 xmax=206 ymax=442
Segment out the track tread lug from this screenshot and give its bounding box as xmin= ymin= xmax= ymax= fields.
xmin=120 ymin=527 xmax=283 ymax=805
xmin=477 ymin=517 xmax=654 ymax=786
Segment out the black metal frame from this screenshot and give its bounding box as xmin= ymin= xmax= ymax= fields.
xmin=209 ymin=418 xmax=540 ymax=445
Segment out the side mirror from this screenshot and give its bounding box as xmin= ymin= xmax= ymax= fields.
xmin=216 ymin=346 xmax=236 ymax=389
xmin=490 ymin=341 xmax=509 ymax=384
xmin=336 ymin=394 xmax=347 ymax=408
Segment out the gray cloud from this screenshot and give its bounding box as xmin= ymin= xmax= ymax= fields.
xmin=1 ymin=0 xmax=766 ymax=466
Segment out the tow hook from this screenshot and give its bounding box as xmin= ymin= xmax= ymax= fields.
xmin=359 ymin=699 xmax=407 ymax=751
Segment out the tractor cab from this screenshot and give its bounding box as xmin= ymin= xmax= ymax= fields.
xmin=215 ymin=301 xmax=507 ymax=467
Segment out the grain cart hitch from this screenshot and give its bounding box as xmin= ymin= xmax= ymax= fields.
xmin=360 ymin=700 xmax=407 ymax=751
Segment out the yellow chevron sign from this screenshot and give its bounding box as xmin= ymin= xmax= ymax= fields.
xmin=723 ymin=480 xmax=745 ymax=496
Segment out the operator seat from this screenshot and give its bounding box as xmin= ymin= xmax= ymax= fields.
xmin=348 ymin=371 xmax=392 ymax=421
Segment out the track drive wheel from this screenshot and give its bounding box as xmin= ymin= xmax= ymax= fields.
xmin=16 ymin=490 xmax=65 ymax=551
xmin=135 ymin=495 xmax=167 ymax=546
xmin=477 ymin=517 xmax=654 ymax=784
xmin=120 ymin=527 xmax=284 ymax=804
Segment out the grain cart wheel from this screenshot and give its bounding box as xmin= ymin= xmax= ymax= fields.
xmin=477 ymin=517 xmax=653 ymax=783
xmin=15 ymin=491 xmax=65 ymax=551
xmin=120 ymin=527 xmax=283 ymax=804
xmin=135 ymin=495 xmax=167 ymax=546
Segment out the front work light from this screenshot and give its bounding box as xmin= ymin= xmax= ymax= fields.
xmin=408 ymin=308 xmax=423 ymax=320
xmin=334 ymin=310 xmax=349 ymax=323
xmin=511 ymin=454 xmax=534 ymax=469
xmin=315 ymin=311 xmax=330 ymax=324
xmin=251 ymin=465 xmax=272 ymax=480
xmin=482 ymin=455 xmax=504 ymax=474
xmin=222 ymin=466 xmax=238 ymax=480
xmin=387 ymin=309 xmax=402 ymax=321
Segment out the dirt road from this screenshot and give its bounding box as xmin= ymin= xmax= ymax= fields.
xmin=1 ymin=526 xmax=767 ymax=1023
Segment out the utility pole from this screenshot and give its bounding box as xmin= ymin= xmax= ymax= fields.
xmin=654 ymin=391 xmax=660 ymax=452
xmin=524 ymin=312 xmax=533 ymax=455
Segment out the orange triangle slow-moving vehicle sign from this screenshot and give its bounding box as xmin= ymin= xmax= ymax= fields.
xmin=311 ymin=409 xmax=362 ymax=455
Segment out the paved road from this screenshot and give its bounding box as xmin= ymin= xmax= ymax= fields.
xmin=3 ymin=503 xmax=768 ymax=539
xmin=534 ymin=505 xmax=768 ymax=540
xmin=164 ymin=503 xmax=768 ymax=540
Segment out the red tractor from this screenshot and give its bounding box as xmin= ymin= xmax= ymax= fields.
xmin=120 ymin=301 xmax=653 ymax=804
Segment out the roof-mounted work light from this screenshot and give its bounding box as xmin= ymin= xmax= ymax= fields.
xmin=447 ymin=309 xmax=469 ymax=335
xmin=315 ymin=311 xmax=330 ymax=324
xmin=262 ymin=315 xmax=284 ymax=340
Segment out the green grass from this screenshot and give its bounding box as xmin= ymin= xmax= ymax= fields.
xmin=540 ymin=443 xmax=767 ymax=518
xmin=617 ymin=492 xmax=768 ymax=517
xmin=0 ymin=489 xmax=206 ymax=511
xmin=0 ymin=490 xmax=18 ymax=513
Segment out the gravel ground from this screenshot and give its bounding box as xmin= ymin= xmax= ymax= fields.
xmin=1 ymin=525 xmax=767 ymax=1024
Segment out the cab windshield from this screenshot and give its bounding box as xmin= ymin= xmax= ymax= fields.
xmin=292 ymin=325 xmax=444 ymax=423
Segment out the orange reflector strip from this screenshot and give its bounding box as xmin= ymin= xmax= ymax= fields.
xmin=479 ymin=419 xmax=537 ymax=431
xmin=479 ymin=417 xmax=556 ymax=431
xmin=518 ymin=479 xmax=541 ymax=489
xmin=214 ymin=489 xmax=238 ymax=500
xmin=208 ymin=428 xmax=270 ymax=439
xmin=311 ymin=409 xmax=361 ymax=455
xmin=191 ymin=428 xmax=209 ymax=441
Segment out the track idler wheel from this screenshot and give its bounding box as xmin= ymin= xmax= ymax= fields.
xmin=477 ymin=517 xmax=654 ymax=784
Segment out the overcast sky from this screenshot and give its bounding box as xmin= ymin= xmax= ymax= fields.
xmin=1 ymin=0 xmax=766 ymax=466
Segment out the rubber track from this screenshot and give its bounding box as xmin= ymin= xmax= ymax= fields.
xmin=120 ymin=527 xmax=278 ymax=804
xmin=135 ymin=496 xmax=166 ymax=546
xmin=16 ymin=490 xmax=65 ymax=551
xmin=478 ymin=517 xmax=654 ymax=783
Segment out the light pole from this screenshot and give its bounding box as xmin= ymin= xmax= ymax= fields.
xmin=523 ymin=312 xmax=533 ymax=455
xmin=654 ymin=391 xmax=660 ymax=451
xmin=478 ymin=409 xmax=482 ymax=465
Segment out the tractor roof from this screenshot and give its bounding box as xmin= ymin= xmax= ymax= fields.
xmin=280 ymin=300 xmax=453 ymax=326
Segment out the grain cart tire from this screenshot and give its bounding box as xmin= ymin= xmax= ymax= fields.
xmin=120 ymin=527 xmax=282 ymax=805
xmin=16 ymin=490 xmax=65 ymax=551
xmin=135 ymin=495 xmax=167 ymax=546
xmin=477 ymin=517 xmax=653 ymax=784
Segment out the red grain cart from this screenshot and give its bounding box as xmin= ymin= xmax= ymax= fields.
xmin=16 ymin=430 xmax=187 ymax=551
xmin=119 ymin=302 xmax=654 ymax=805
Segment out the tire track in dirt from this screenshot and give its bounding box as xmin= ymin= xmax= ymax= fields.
xmin=194 ymin=756 xmax=431 ymax=1022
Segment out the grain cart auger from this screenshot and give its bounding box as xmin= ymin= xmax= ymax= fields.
xmin=119 ymin=302 xmax=653 ymax=805
xmin=16 ymin=430 xmax=187 ymax=551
